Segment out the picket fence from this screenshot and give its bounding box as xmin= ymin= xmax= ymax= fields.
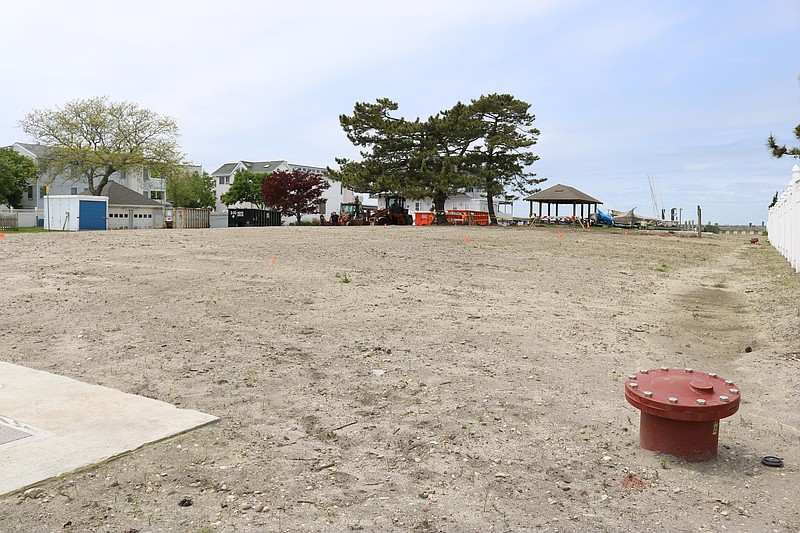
xmin=767 ymin=164 xmax=800 ymax=273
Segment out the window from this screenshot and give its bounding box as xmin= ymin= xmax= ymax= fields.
xmin=27 ymin=186 xmax=33 ymax=200
xmin=70 ymin=187 xmax=78 ymax=195
xmin=150 ymin=190 xmax=163 ymax=200
xmin=415 ymin=202 xmax=420 ymax=211
xmin=39 ymin=186 xmax=46 ymax=198
xmin=219 ymin=177 xmax=225 ymax=185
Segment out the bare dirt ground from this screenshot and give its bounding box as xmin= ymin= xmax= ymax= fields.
xmin=1 ymin=225 xmax=799 ymax=533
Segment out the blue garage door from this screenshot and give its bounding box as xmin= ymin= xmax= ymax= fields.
xmin=78 ymin=200 xmax=107 ymax=230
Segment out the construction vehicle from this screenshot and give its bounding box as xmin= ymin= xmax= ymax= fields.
xmin=370 ymin=195 xmax=413 ymax=225
xmin=337 ymin=199 xmax=368 ymax=225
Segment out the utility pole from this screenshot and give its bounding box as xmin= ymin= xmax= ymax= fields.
xmin=696 ymin=205 xmax=702 ymax=238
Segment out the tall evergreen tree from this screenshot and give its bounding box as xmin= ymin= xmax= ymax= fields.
xmin=767 ymin=125 xmax=800 ymax=159
xmin=464 ymin=94 xmax=544 ymax=224
xmin=767 ymin=76 xmax=800 ymax=159
xmin=331 ymin=99 xmax=480 ymax=224
xmin=332 ymin=96 xmax=542 ymax=224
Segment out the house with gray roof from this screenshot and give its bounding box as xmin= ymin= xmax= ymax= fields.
xmin=211 ymin=160 xmax=356 ymax=222
xmin=79 ymin=181 xmax=166 ymax=230
xmin=8 ymin=142 xmax=172 ymax=211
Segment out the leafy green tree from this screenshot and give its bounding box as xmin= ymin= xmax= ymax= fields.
xmin=464 ymin=94 xmax=544 ymax=224
xmin=19 ymin=96 xmax=183 ymax=195
xmin=0 ymin=148 xmax=37 ymax=208
xmin=331 ymin=98 xmax=479 ymax=224
xmin=166 ymin=169 xmax=215 ymax=208
xmin=220 ymin=170 xmax=268 ymax=209
xmin=261 ymin=169 xmax=330 ymax=224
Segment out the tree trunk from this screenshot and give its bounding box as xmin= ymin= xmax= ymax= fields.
xmin=486 ymin=196 xmax=498 ymax=225
xmin=92 ymin=168 xmax=115 ymax=196
xmin=485 ymin=177 xmax=499 ymax=225
xmin=433 ymin=193 xmax=448 ymax=225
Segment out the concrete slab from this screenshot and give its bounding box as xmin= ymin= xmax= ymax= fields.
xmin=0 ymin=361 xmax=218 ymax=496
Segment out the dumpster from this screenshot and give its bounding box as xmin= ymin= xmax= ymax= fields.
xmin=414 ymin=211 xmax=434 ymax=226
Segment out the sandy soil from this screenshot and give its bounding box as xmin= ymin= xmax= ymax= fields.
xmin=0 ymin=225 xmax=798 ymax=533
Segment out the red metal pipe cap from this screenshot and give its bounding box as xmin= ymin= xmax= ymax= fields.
xmin=625 ymin=367 xmax=741 ymax=422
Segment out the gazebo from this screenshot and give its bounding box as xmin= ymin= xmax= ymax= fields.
xmin=524 ymin=183 xmax=602 ymax=221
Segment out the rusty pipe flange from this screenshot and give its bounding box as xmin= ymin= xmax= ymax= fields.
xmin=624 ymin=367 xmax=741 ymax=422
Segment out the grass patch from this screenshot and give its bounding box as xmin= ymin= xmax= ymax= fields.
xmin=0 ymin=227 xmax=48 ymax=234
xmin=336 ymin=272 xmax=351 ymax=283
xmin=655 ymin=262 xmax=669 ymax=272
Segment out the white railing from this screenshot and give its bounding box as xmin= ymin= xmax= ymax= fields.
xmin=767 ymin=164 xmax=800 ymax=273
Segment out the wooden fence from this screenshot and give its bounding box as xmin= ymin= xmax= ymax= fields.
xmin=767 ymin=164 xmax=800 ymax=273
xmin=174 ymin=208 xmax=211 ymax=229
xmin=0 ymin=212 xmax=18 ymax=231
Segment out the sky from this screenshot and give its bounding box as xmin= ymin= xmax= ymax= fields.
xmin=1 ymin=0 xmax=798 ymax=225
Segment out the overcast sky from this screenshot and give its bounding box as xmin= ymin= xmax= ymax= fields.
xmin=2 ymin=0 xmax=798 ymax=224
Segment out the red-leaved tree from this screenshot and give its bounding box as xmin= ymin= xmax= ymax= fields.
xmin=261 ymin=169 xmax=330 ymax=224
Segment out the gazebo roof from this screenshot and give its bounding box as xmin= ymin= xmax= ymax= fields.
xmin=524 ymin=183 xmax=602 ymax=205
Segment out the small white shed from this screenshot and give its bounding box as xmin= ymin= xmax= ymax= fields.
xmin=43 ymin=195 xmax=108 ymax=231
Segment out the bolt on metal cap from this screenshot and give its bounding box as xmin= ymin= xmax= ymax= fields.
xmin=624 ymin=367 xmax=741 ymax=421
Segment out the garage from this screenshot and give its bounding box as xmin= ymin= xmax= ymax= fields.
xmin=82 ymin=182 xmax=164 ymax=230
xmin=43 ymin=195 xmax=108 ymax=231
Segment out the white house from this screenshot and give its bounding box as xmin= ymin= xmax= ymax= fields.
xmin=375 ymin=189 xmax=515 ymax=221
xmin=8 ymin=142 xmax=176 ymax=210
xmin=211 ymin=160 xmax=356 ymax=220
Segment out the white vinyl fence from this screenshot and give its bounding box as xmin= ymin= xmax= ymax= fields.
xmin=767 ymin=164 xmax=800 ymax=273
